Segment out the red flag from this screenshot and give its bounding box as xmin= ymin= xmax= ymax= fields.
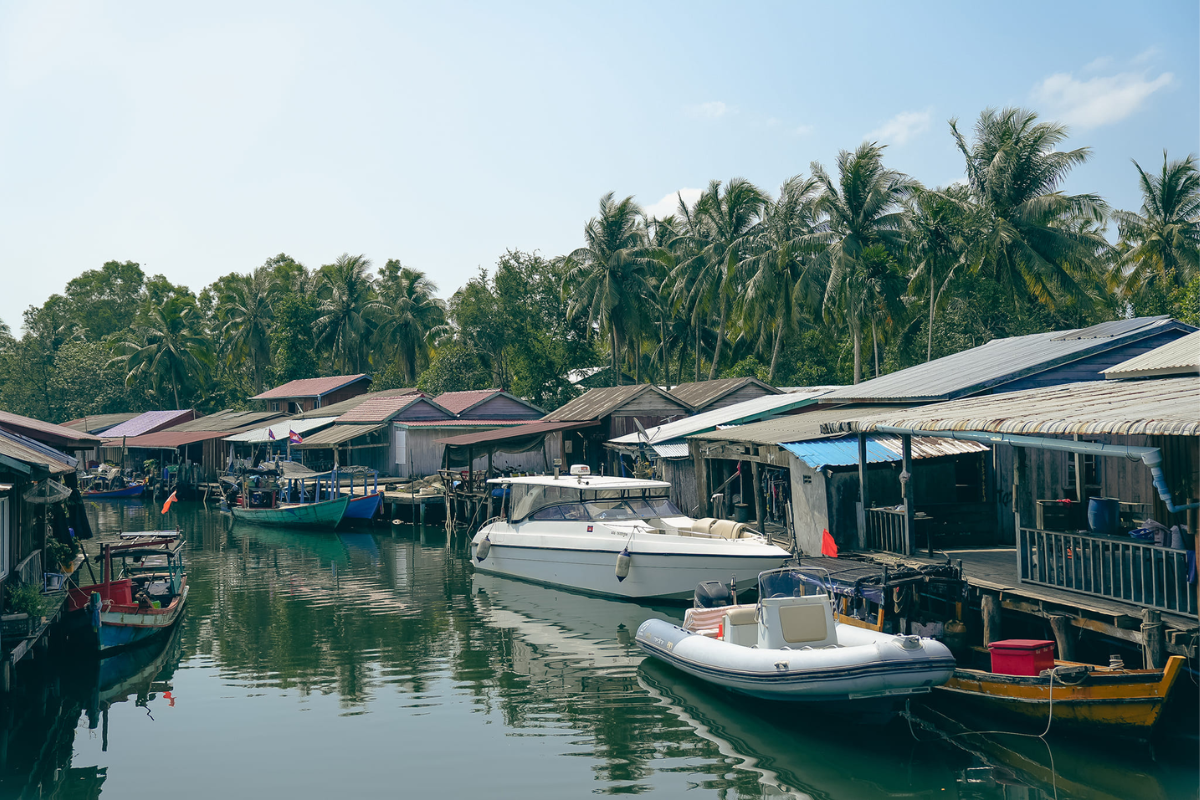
xmin=161 ymin=490 xmax=178 ymax=514
xmin=288 ymin=430 xmax=303 ymax=444
xmin=821 ymin=528 xmax=838 ymax=558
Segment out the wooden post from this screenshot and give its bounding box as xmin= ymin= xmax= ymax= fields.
xmin=1141 ymin=608 xmax=1165 ymax=668
xmin=981 ymin=593 xmax=1002 ymax=646
xmin=695 ymin=446 xmax=709 ymax=518
xmin=1072 ymin=434 xmax=1084 ymax=504
xmin=901 ymin=434 xmax=915 ymax=556
xmin=751 ymin=460 xmax=765 ymax=534
xmin=857 ymin=431 xmax=869 ymax=551
xmin=1048 ymin=615 xmax=1074 ymax=661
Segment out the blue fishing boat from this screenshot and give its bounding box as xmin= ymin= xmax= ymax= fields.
xmin=83 ymin=482 xmax=146 ymax=499
xmin=344 ymin=492 xmax=383 ymax=520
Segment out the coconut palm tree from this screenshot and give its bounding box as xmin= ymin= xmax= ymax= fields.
xmin=905 ymin=186 xmax=975 ymax=362
xmin=110 ymin=297 xmax=214 ymax=408
xmin=741 ymin=175 xmax=824 ymax=382
xmin=1111 ymin=151 xmax=1200 ymax=299
xmin=312 ymin=254 xmax=383 ymax=374
xmin=671 ymin=179 xmax=766 ymax=380
xmin=563 ymin=193 xmax=660 ymax=386
xmin=219 ymin=267 xmax=278 ymax=393
xmin=810 ymin=142 xmax=917 ymax=383
xmin=375 ymin=261 xmax=447 ymax=384
xmin=950 ymin=107 xmax=1109 ymax=311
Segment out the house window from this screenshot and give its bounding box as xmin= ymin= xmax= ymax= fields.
xmin=271 ymin=402 xmax=280 ymax=412
xmin=0 ymin=496 xmax=10 ymax=580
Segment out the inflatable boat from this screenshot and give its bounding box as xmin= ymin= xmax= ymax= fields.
xmin=636 ymin=568 xmax=955 ymax=714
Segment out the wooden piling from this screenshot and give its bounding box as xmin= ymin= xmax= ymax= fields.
xmin=1048 ymin=615 xmax=1074 ymax=661
xmin=1141 ymin=608 xmax=1165 ymax=668
xmin=981 ymin=593 xmax=1002 ymax=646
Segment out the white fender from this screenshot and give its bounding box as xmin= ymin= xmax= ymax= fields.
xmin=615 ymin=547 xmax=631 ymax=581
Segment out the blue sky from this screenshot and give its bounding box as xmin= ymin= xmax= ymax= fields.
xmin=1 ymin=0 xmax=1196 ymax=332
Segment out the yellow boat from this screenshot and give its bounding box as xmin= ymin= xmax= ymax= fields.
xmin=933 ymin=655 xmax=1184 ymax=738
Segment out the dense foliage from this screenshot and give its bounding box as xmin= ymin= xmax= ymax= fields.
xmin=1 ymin=107 xmax=1197 ymax=421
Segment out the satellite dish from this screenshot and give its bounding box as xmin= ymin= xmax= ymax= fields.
xmin=633 ymin=418 xmax=650 ymax=444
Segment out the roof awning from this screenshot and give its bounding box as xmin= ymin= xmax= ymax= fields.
xmin=293 ymin=423 xmax=387 ymax=448
xmin=782 ymin=434 xmax=989 ymax=470
xmin=224 ymin=417 xmax=338 ymax=444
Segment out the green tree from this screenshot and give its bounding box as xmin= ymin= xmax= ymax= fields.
xmin=375 ymin=260 xmax=446 ymax=385
xmin=62 ymin=260 xmax=146 ymax=340
xmin=905 ymin=186 xmax=975 ymax=361
xmin=219 ymin=267 xmax=278 ymax=393
xmin=111 ymin=297 xmax=214 ymax=408
xmin=810 ymin=142 xmax=917 ymax=383
xmin=951 ymin=107 xmax=1109 ymax=312
xmin=313 ymin=254 xmax=382 ymax=374
xmin=1111 ymin=151 xmax=1200 ymax=302
xmin=271 ymin=294 xmax=319 ymax=384
xmin=415 ymin=341 xmax=490 ymax=395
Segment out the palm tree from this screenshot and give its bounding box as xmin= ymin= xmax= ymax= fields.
xmin=906 ymin=186 xmax=974 ymax=362
xmin=671 ymin=179 xmax=766 ymax=380
xmin=741 ymin=175 xmax=824 ymax=382
xmin=219 ymin=267 xmax=278 ymax=393
xmin=1111 ymin=151 xmax=1200 ymax=298
xmin=375 ymin=262 xmax=447 ymax=384
xmin=110 ymin=297 xmax=214 ymax=408
xmin=810 ymin=142 xmax=917 ymax=383
xmin=950 ymin=107 xmax=1109 ymax=311
xmin=312 ymin=254 xmax=382 ymax=374
xmin=563 ymin=193 xmax=660 ymax=386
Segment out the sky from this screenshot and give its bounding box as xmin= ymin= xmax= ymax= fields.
xmin=1 ymin=0 xmax=1197 ymax=332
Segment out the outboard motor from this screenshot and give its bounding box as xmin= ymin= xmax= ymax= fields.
xmin=694 ymin=580 xmax=733 ymax=609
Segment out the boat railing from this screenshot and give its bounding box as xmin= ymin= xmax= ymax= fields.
xmin=1018 ymin=526 xmax=1197 ymax=617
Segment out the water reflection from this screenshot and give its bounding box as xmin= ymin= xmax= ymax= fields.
xmin=0 ymin=503 xmax=1191 ymax=800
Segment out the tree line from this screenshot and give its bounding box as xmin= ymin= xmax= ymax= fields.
xmin=1 ymin=107 xmax=1197 ymax=423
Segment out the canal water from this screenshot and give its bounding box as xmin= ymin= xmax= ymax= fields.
xmin=1 ymin=501 xmax=1196 ymax=799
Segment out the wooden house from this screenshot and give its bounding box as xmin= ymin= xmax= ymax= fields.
xmin=670 ymin=377 xmax=780 ymax=412
xmin=251 ymin=374 xmax=372 ymax=414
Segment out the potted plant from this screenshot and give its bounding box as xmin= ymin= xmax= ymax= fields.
xmin=2 ymin=583 xmax=49 ymax=638
xmin=46 ymin=538 xmax=80 ymax=574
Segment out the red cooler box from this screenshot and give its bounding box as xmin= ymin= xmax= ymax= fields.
xmin=988 ymin=639 xmax=1055 ymax=676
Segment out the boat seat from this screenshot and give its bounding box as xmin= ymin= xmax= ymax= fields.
xmin=724 ymin=606 xmax=759 ymax=646
xmin=725 ymin=606 xmax=757 ymax=626
xmin=778 ymin=605 xmax=831 ymax=644
xmin=757 ymin=595 xmax=837 ymax=649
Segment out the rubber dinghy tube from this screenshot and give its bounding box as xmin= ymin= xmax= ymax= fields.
xmin=476 ymin=535 xmax=491 ymax=562
xmin=615 ymin=547 xmax=632 ymax=581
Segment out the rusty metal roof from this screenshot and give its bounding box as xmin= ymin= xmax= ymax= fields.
xmin=433 ymin=389 xmax=502 ymax=415
xmin=688 ymin=404 xmax=912 ymax=446
xmin=252 ymin=374 xmax=371 ymax=400
xmin=292 ymin=423 xmax=387 ymax=448
xmin=819 ymin=316 xmax=1191 ymax=404
xmin=1103 ymin=330 xmax=1200 ymax=379
xmin=102 ymin=430 xmax=233 ymax=449
xmin=437 ymin=420 xmax=599 ymax=446
xmin=0 ymin=429 xmax=76 ymax=474
xmin=822 ymin=376 xmax=1200 ymax=437
xmin=545 ymin=384 xmax=692 ymax=421
xmin=669 ymin=377 xmax=780 ymax=409
xmin=292 ymin=388 xmax=419 ymax=419
xmin=336 ymin=395 xmax=451 ymax=424
xmin=0 ymin=409 xmax=101 ymax=449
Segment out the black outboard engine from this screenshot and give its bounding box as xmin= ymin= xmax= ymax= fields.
xmin=694 ymin=580 xmax=732 ymax=609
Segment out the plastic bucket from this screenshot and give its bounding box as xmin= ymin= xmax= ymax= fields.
xmin=1087 ymin=497 xmax=1120 ymax=534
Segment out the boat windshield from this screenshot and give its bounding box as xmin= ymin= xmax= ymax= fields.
xmin=512 ymin=483 xmax=682 ymax=522
xmin=758 ymin=569 xmax=808 ymax=599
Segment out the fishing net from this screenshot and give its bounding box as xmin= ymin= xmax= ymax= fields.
xmin=23 ymin=479 xmax=72 ymax=504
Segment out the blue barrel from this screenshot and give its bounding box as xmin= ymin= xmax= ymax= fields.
xmin=1087 ymin=497 xmax=1120 ymax=534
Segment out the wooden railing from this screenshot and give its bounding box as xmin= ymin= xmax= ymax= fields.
xmin=1018 ymin=527 xmax=1197 ymax=617
xmin=866 ymin=508 xmax=908 ymax=554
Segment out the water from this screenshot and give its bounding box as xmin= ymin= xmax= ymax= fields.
xmin=2 ymin=501 xmax=1195 ymax=799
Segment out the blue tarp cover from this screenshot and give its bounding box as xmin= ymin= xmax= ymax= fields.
xmin=781 ymin=436 xmax=899 ymax=470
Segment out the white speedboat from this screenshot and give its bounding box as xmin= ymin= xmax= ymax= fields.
xmin=636 ymin=568 xmax=954 ymax=716
xmin=469 ymin=467 xmax=790 ymax=600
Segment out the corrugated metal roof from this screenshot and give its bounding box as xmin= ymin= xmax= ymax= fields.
xmin=688 ymin=405 xmax=913 ymax=446
xmin=100 ymin=410 xmax=195 ymax=438
xmin=102 ymin=430 xmax=232 ymax=449
xmin=669 ymin=377 xmax=780 ymax=409
xmin=609 ymin=389 xmax=834 ymax=446
xmin=433 ymin=389 xmax=503 ymax=415
xmin=782 ymin=435 xmax=989 ymax=469
xmin=819 ymin=316 xmax=1188 ymax=404
xmin=61 ymin=412 xmax=141 ymax=434
xmin=0 ymin=429 xmax=76 ymax=474
xmin=437 ymin=420 xmax=599 ymax=446
xmin=398 ymin=419 xmax=529 ymax=428
xmin=224 ymin=417 xmax=338 ymax=443
xmin=252 ymin=374 xmax=370 ymax=400
xmin=294 ymin=389 xmax=419 ymax=419
xmin=292 ymin=423 xmax=387 ymax=448
xmin=545 ymin=384 xmax=692 ymax=421
xmin=651 ymin=442 xmax=690 ymax=459
xmin=164 ymin=410 xmax=283 ymax=433
xmin=0 ymin=410 xmax=101 ymax=449
xmin=336 ymin=395 xmax=437 ymax=423
xmin=824 ymin=376 xmax=1200 ymax=437
xmin=1103 ymin=330 xmax=1200 ymax=379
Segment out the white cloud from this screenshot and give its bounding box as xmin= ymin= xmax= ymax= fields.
xmin=866 ymin=110 xmax=932 ymax=145
xmin=643 ymin=188 xmax=703 ymax=220
xmin=1132 ymin=46 xmax=1161 ymax=64
xmin=793 ymin=123 xmax=814 ymax=135
xmin=689 ymin=101 xmax=733 ymax=118
xmin=1032 ymin=69 xmax=1172 ymax=129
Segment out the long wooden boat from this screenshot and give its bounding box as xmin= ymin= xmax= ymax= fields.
xmin=932 ymin=655 xmax=1184 ymax=738
xmin=230 ymin=496 xmax=349 ymax=529
xmin=343 ymin=492 xmax=383 ymax=520
xmin=68 ymin=534 xmax=187 ymax=654
xmin=83 ymin=482 xmax=145 ymax=499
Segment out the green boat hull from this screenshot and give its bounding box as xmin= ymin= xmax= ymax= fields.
xmin=230 ymin=496 xmax=350 ymax=529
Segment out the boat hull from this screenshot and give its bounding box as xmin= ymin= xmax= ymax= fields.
xmin=83 ymin=483 xmax=145 ymax=499
xmin=931 ymin=656 xmax=1184 ymax=738
xmin=636 ymin=618 xmax=955 ymax=704
xmin=470 ymin=533 xmax=788 ymax=600
xmin=231 ymin=496 xmax=349 ymax=529
xmin=71 ymin=584 xmax=189 ymax=654
xmin=343 ymin=492 xmax=383 ymax=520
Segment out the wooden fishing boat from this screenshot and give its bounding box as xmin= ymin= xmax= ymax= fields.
xmin=230 ymin=496 xmax=350 ymax=529
xmin=933 ymin=654 xmax=1184 ymax=738
xmin=67 ymin=533 xmax=187 ymax=654
xmin=83 ymin=482 xmax=145 ymax=499
xmin=344 ymin=492 xmax=383 ymax=520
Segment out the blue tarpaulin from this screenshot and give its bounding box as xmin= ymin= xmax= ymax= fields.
xmin=781 ymin=436 xmax=900 ymax=470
